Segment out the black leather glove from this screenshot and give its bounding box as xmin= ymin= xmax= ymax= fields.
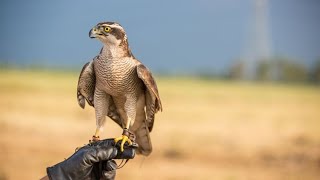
xmin=47 ymin=138 xmax=135 ymax=180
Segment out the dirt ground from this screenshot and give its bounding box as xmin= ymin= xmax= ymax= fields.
xmin=1 ymin=69 xmax=320 ymax=180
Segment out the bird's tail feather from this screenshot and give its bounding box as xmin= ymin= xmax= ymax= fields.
xmin=134 ymin=122 xmax=152 ymax=156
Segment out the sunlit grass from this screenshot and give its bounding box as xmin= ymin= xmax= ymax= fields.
xmin=1 ymin=69 xmax=320 ymax=180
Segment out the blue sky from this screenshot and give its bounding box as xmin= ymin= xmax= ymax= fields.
xmin=0 ymin=0 xmax=319 ymax=73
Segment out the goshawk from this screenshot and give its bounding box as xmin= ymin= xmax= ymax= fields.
xmin=77 ymin=22 xmax=162 ymax=156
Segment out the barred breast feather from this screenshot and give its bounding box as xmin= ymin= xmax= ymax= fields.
xmin=77 ymin=59 xmax=123 ymax=127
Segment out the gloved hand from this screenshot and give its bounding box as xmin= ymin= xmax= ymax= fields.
xmin=46 ymin=138 xmax=135 ymax=180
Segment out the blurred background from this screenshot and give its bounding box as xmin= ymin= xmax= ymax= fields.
xmin=1 ymin=0 xmax=320 ymax=179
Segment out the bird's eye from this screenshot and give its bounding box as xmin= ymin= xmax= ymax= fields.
xmin=104 ymin=27 xmax=111 ymax=32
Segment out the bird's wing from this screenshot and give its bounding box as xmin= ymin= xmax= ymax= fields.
xmin=77 ymin=61 xmax=95 ymax=108
xmin=137 ymin=64 xmax=162 ymax=132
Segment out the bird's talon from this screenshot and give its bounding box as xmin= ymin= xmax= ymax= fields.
xmin=114 ymin=135 xmax=132 ymax=152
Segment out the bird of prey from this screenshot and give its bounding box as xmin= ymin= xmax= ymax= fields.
xmin=77 ymin=22 xmax=162 ymax=156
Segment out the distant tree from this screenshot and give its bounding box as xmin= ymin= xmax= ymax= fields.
xmin=228 ymin=60 xmax=245 ymax=80
xmin=228 ymin=57 xmax=309 ymax=82
xmin=274 ymin=57 xmax=308 ymax=82
xmin=310 ymin=58 xmax=320 ymax=84
xmin=256 ymin=60 xmax=271 ymax=81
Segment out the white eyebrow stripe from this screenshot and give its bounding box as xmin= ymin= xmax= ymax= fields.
xmin=107 ymin=24 xmax=125 ymax=31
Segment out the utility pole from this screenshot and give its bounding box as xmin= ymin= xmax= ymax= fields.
xmin=245 ymin=0 xmax=272 ymax=79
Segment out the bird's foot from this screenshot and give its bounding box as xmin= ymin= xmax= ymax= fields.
xmin=114 ymin=129 xmax=133 ymax=152
xmin=114 ymin=135 xmax=132 ymax=152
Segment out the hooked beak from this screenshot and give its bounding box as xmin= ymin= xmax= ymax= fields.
xmin=89 ymin=27 xmax=103 ymax=38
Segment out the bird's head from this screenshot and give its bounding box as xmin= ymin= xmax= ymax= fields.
xmin=89 ymin=22 xmax=128 ymax=47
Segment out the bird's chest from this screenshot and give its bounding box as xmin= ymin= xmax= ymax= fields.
xmin=94 ymin=58 xmax=138 ymax=95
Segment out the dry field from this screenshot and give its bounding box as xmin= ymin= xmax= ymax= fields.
xmin=0 ymin=69 xmax=320 ymax=180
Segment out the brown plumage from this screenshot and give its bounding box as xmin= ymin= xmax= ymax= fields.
xmin=77 ymin=22 xmax=162 ymax=155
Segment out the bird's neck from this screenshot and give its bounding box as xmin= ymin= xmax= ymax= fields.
xmin=100 ymin=41 xmax=133 ymax=59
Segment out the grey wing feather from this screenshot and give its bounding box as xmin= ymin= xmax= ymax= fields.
xmin=137 ymin=64 xmax=162 ymax=132
xmin=77 ymin=61 xmax=95 ymax=108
